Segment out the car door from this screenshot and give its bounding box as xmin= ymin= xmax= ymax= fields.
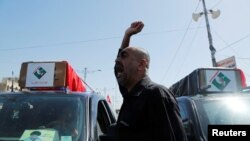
xmin=89 ymin=96 xmax=116 ymax=141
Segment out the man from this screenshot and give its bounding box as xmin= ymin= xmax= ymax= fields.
xmin=24 ymin=131 xmax=42 ymax=141
xmin=46 ymin=108 xmax=78 ymax=137
xmin=114 ymin=21 xmax=187 ymax=141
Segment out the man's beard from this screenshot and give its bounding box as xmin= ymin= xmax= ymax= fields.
xmin=116 ymin=72 xmax=128 ymax=87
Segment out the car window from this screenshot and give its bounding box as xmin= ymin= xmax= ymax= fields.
xmin=178 ymin=102 xmax=188 ymax=120
xmin=195 ymin=96 xmax=250 ymax=139
xmin=0 ymin=94 xmax=85 ymax=141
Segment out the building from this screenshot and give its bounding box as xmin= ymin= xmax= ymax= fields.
xmin=0 ymin=77 xmax=20 ymax=92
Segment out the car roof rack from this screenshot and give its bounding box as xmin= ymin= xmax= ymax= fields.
xmin=18 ymin=61 xmax=86 ymax=94
xmin=169 ymin=67 xmax=247 ymax=97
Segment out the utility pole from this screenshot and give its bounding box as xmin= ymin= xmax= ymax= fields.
xmin=202 ymin=0 xmax=217 ymax=67
xmin=84 ymin=67 xmax=87 ymax=82
xmin=192 ymin=0 xmax=220 ymax=67
xmin=11 ymin=71 xmax=14 ymax=92
xmin=83 ymin=67 xmax=101 ymax=83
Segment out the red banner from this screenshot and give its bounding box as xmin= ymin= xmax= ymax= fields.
xmin=65 ymin=61 xmax=86 ymax=92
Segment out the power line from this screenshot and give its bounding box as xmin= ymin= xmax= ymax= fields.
xmin=218 ymin=54 xmax=250 ymax=60
xmin=139 ymin=27 xmax=205 ymax=36
xmin=0 ymin=27 xmax=206 ymax=51
xmin=213 ymin=30 xmax=250 ymax=74
xmin=174 ymin=19 xmax=203 ymax=80
xmin=211 ymin=0 xmax=224 ymax=9
xmin=212 ymin=29 xmax=229 ymax=45
xmin=212 ymin=29 xmax=250 ymax=61
xmin=236 ymin=57 xmax=250 ymax=60
xmin=161 ymin=0 xmax=201 ymax=83
xmin=0 ymin=36 xmax=121 ymax=51
xmin=217 ymin=34 xmax=250 ymax=52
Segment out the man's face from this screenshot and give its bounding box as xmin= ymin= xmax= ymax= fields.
xmin=115 ymin=48 xmax=139 ymax=87
xmin=30 ymin=135 xmax=39 ymax=140
xmin=62 ymin=109 xmax=73 ymax=121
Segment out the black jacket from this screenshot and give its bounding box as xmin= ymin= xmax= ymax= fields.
xmin=115 ymin=76 xmax=187 ymax=141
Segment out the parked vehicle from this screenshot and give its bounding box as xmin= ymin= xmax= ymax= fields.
xmin=170 ymin=68 xmax=249 ymax=141
xmin=177 ymin=93 xmax=250 ymax=141
xmin=0 ymin=91 xmax=116 ymax=141
xmin=0 ymin=61 xmax=117 ymax=141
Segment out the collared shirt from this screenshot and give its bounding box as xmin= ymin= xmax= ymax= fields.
xmin=115 ymin=76 xmax=187 ymax=141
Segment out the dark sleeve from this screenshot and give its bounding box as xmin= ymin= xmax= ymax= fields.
xmin=148 ymin=86 xmax=187 ymax=141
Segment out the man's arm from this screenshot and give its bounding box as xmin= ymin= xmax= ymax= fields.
xmin=120 ymin=21 xmax=144 ymax=50
xmin=115 ymin=21 xmax=144 ymax=97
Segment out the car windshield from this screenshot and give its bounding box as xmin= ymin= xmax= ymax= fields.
xmin=0 ymin=94 xmax=85 ymax=141
xmin=195 ymin=94 xmax=250 ymax=139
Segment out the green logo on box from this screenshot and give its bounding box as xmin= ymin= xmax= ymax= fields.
xmin=33 ymin=67 xmax=47 ymax=79
xmin=212 ymin=72 xmax=231 ymax=91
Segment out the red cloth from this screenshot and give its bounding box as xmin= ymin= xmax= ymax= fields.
xmin=107 ymin=95 xmax=111 ymax=104
xmin=65 ymin=61 xmax=86 ymax=92
xmin=237 ymin=68 xmax=247 ymax=88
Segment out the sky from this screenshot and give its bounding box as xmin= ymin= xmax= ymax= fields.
xmin=1 ymin=0 xmax=250 ymax=109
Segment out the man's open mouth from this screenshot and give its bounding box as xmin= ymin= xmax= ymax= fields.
xmin=115 ymin=63 xmax=124 ymax=78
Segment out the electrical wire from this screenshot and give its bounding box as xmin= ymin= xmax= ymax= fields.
xmin=160 ymin=0 xmax=201 ymax=83
xmin=0 ymin=36 xmax=122 ymax=51
xmin=173 ymin=19 xmax=203 ymax=81
xmin=0 ymin=27 xmax=206 ymax=51
xmin=212 ymin=29 xmax=250 ymax=78
xmin=217 ymin=34 xmax=250 ymax=52
xmin=211 ymin=0 xmax=223 ymax=9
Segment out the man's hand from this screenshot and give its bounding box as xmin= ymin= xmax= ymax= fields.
xmin=119 ymin=21 xmax=144 ymax=50
xmin=125 ymin=21 xmax=144 ymax=36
